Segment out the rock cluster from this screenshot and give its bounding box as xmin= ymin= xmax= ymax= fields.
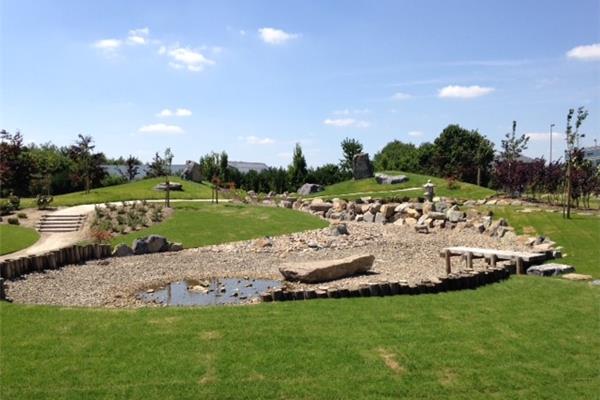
xmin=112 ymin=235 xmax=183 ymax=257
xmin=293 ymin=198 xmax=519 ymax=239
xmin=374 ymin=173 xmax=408 ymax=185
xmin=154 ymin=182 xmax=183 ymax=191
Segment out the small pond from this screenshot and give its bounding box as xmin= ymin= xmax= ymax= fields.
xmin=137 ymin=278 xmax=282 ymax=306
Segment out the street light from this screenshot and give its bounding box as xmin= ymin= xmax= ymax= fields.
xmin=549 ymin=123 xmax=555 ymax=164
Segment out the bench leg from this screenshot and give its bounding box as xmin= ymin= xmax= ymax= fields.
xmin=466 ymin=252 xmax=473 ymax=269
xmin=445 ymin=250 xmax=451 ymax=275
xmin=516 ymin=257 xmax=524 ymax=275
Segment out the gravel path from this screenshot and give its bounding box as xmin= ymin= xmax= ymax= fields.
xmin=6 ymin=221 xmax=527 ymax=307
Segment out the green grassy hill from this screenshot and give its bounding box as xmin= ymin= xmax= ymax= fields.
xmin=0 ymin=224 xmax=40 ymax=255
xmin=310 ymin=171 xmax=495 ymax=200
xmin=110 ymin=202 xmax=328 ymax=248
xmin=22 ymin=177 xmax=214 ymax=207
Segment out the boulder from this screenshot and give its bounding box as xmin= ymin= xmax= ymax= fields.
xmin=279 ymin=200 xmax=293 ymax=209
xmin=427 ymin=211 xmax=446 ymax=220
xmin=154 ymin=182 xmax=183 ymax=191
xmin=279 ymin=254 xmax=375 ymax=283
xmin=132 ymin=235 xmax=170 ymax=255
xmin=169 ymin=242 xmax=184 ymax=252
xmin=112 ymin=243 xmax=134 ymax=257
xmin=297 ymin=183 xmax=324 ymax=196
xmin=328 ymin=223 xmax=349 ymax=236
xmin=181 ymin=160 xmax=202 ymax=182
xmin=374 ymin=173 xmax=408 ymax=185
xmin=414 ymin=224 xmax=429 ymax=234
xmin=527 ymin=263 xmax=575 ymax=277
xmin=404 ymin=207 xmax=420 ymax=219
xmin=132 ymin=239 xmax=149 ymax=255
xmin=352 ymin=153 xmax=374 ymax=180
xmin=332 ymin=198 xmax=347 ymax=212
xmin=374 ymin=212 xmax=386 ymax=224
xmin=363 ymin=212 xmax=375 ymax=223
xmin=380 ymin=203 xmax=397 ymax=219
xmin=146 ymin=235 xmax=170 ymax=253
xmin=309 ymin=199 xmax=333 ymax=212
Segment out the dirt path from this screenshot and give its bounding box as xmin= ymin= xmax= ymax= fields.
xmin=0 ymin=199 xmax=229 ymax=260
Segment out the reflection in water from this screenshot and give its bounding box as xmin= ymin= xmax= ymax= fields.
xmin=137 ymin=278 xmax=281 ymax=306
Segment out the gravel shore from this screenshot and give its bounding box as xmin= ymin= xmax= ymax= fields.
xmin=6 ymin=222 xmax=527 ymax=307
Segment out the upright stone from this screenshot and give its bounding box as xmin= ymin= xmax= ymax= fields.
xmin=352 ymin=153 xmax=374 ymax=180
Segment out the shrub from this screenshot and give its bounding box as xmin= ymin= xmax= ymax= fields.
xmin=117 ymin=206 xmax=126 ymax=215
xmin=90 ymin=229 xmax=112 ymax=243
xmin=36 ymin=194 xmax=54 ymax=210
xmin=101 ymin=175 xmax=127 ymax=187
xmin=8 ymin=193 xmax=20 ymax=210
xmin=7 ymin=217 xmax=20 ymax=225
xmin=94 ymin=205 xmax=104 ymax=218
xmin=116 ymin=215 xmax=126 ymax=225
xmin=17 ymin=212 xmax=27 ymax=219
xmin=0 ymin=200 xmax=13 ymax=216
xmin=150 ymin=207 xmax=163 ymax=222
xmin=446 ymin=177 xmax=460 ymax=190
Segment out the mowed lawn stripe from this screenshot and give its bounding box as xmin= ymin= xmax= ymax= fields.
xmin=110 ymin=202 xmax=329 ymax=248
xmin=1 ymin=277 xmax=598 ymax=399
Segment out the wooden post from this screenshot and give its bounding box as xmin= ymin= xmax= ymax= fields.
xmin=0 ymin=262 xmax=7 ymax=279
xmin=490 ymin=254 xmax=497 ymax=268
xmin=466 ymin=252 xmax=473 ymax=269
xmin=445 ymin=250 xmax=452 ymax=274
xmin=516 ymin=257 xmax=524 ymax=275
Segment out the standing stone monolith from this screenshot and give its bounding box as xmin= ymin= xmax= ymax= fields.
xmin=352 ymin=153 xmax=374 ymax=180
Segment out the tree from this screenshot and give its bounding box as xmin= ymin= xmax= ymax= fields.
xmin=219 ymin=151 xmax=229 ymax=182
xmin=147 ymin=152 xmax=167 ymax=177
xmin=0 ymin=130 xmax=35 ymax=196
xmin=431 ymin=125 xmax=494 ymax=185
xmin=68 ymin=134 xmax=106 ymax=194
xmin=125 ymin=155 xmax=141 ymax=181
xmin=339 ymin=138 xmax=363 ymax=177
xmin=199 ymin=152 xmax=221 ymax=181
xmin=288 ymin=143 xmax=307 ymax=189
xmin=373 ymin=140 xmax=420 ymax=172
xmin=497 ymin=121 xmax=530 ymax=194
xmin=563 ymin=107 xmax=589 ymax=218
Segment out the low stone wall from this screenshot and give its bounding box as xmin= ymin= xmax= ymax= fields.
xmin=0 ymin=243 xmax=112 ymax=281
xmin=260 ymin=265 xmax=511 ymax=302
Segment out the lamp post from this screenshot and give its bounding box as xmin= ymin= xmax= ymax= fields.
xmin=549 ymin=123 xmax=555 ymax=164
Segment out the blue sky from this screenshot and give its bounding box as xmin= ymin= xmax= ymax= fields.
xmin=1 ymin=0 xmax=599 ymax=166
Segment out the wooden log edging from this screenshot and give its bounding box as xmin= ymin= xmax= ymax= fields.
xmin=0 ymin=243 xmax=113 ymax=281
xmin=260 ymin=266 xmax=512 ymax=303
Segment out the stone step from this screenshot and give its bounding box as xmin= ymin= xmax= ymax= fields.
xmin=38 ymin=228 xmax=80 ymax=232
xmin=40 ymin=215 xmax=85 ymax=220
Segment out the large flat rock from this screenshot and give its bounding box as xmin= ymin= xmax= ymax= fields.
xmin=279 ymin=254 xmax=375 ymax=283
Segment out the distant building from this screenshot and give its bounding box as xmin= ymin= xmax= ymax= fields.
xmin=583 ymin=145 xmax=600 ymax=167
xmin=228 ymin=161 xmax=269 ymax=173
xmin=102 ymin=160 xmax=269 ymax=179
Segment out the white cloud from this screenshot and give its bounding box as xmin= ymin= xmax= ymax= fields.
xmin=240 ymin=30 xmax=247 ymax=36
xmin=127 ymin=28 xmax=149 ymax=45
xmin=156 ymin=108 xmax=192 ymax=117
xmin=258 ymin=27 xmax=299 ymax=45
xmin=408 ymin=131 xmax=423 ymax=137
xmin=323 ymin=118 xmax=370 ymax=128
xmin=163 ymin=46 xmax=215 ymax=72
xmin=239 ymin=135 xmax=275 ymax=145
xmin=566 ymin=43 xmax=600 ymax=61
xmin=94 ymin=39 xmax=122 ymax=50
xmin=391 ymin=92 xmax=412 ymax=101
xmin=332 ymin=108 xmax=370 ymax=115
xmin=138 ymin=123 xmax=184 ymax=135
xmin=438 ymin=85 xmax=495 ymax=99
xmin=526 ymin=132 xmax=561 ymax=141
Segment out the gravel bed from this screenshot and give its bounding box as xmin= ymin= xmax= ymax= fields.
xmin=6 ymin=222 xmax=527 ymax=307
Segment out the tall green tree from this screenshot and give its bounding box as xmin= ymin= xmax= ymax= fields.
xmin=68 ymin=134 xmax=106 ymax=194
xmin=339 ymin=137 xmax=363 ymax=176
xmin=431 ymin=125 xmax=494 ymax=185
xmin=219 ymin=151 xmax=229 ymax=182
xmin=563 ymin=107 xmax=589 ymax=218
xmin=0 ymin=130 xmax=35 ymax=196
xmin=373 ymin=140 xmax=420 ymax=172
xmin=288 ymin=143 xmax=307 ymax=189
xmin=124 ymin=155 xmax=141 ymax=181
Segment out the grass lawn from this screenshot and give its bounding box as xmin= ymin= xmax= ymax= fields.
xmin=312 ymin=171 xmax=494 ymax=201
xmin=0 ymin=224 xmax=40 ymax=256
xmin=110 ymin=202 xmax=328 ymax=248
xmin=1 ymin=277 xmax=598 ymax=399
xmin=490 ymin=207 xmax=600 ymax=277
xmin=20 ymin=177 xmax=214 ymax=208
